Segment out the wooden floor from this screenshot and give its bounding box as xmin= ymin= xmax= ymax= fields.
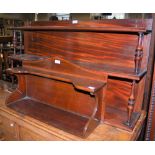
xmin=0 ymin=80 xmax=146 ymax=140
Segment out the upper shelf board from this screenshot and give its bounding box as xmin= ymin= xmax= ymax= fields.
xmin=8 ymin=26 xmax=151 ymax=34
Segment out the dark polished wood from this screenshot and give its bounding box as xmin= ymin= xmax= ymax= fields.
xmin=6 ymin=19 xmax=153 ymax=138
xmin=0 ymin=81 xmax=147 ymax=140
xmin=6 ymin=56 xmax=107 ymax=137
xmin=125 ymin=80 xmax=137 ymax=127
xmin=9 ymin=19 xmax=153 ymax=33
xmin=145 ymin=63 xmax=155 ymax=140
xmin=135 ymin=33 xmax=144 ymax=74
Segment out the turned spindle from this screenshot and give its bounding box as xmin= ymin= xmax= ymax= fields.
xmin=135 ymin=32 xmax=144 ymax=74
xmin=126 ymin=80 xmax=136 ymax=127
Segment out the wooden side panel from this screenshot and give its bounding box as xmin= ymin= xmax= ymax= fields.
xmin=142 ymin=33 xmax=152 ymax=69
xmin=6 ymin=74 xmax=26 ymax=105
xmin=105 ymin=77 xmax=145 ymax=113
xmin=135 ymin=76 xmax=146 ymax=112
xmin=26 ymin=75 xmax=96 ymax=117
xmin=105 ymin=79 xmax=130 ymax=111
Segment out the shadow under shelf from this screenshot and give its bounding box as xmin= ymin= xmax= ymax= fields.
xmin=104 ymin=106 xmax=140 ymax=131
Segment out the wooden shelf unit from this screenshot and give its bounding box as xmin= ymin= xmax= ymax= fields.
xmin=0 ymin=81 xmax=148 ymax=141
xmin=6 ymin=19 xmax=153 ymax=138
xmin=6 ymin=54 xmax=107 ymax=137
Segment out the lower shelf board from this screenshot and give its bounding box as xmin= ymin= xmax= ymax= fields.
xmin=7 ymin=98 xmax=99 ymax=138
xmin=104 ymin=106 xmax=140 ymax=131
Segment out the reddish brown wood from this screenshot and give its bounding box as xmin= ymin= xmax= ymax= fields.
xmin=144 ymin=14 xmax=155 ymax=141
xmin=7 ymin=98 xmax=99 ymax=137
xmin=143 ymin=15 xmax=155 ymax=113
xmin=125 ymin=80 xmax=137 ymax=127
xmin=29 ymin=20 xmax=152 ymax=29
xmin=0 ymin=82 xmax=147 ymax=140
xmin=6 ymin=55 xmax=107 ymax=137
xmin=10 ymin=19 xmax=153 ymax=33
xmin=145 ymin=63 xmax=155 ymax=140
xmin=6 ymin=19 xmax=153 ymax=137
xmin=9 ymin=25 xmax=149 ymax=33
xmin=135 ymin=32 xmax=144 ymax=74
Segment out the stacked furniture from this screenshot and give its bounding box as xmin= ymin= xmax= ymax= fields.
xmin=5 ymin=19 xmax=153 ymax=138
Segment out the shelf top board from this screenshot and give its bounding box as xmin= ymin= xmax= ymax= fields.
xmin=72 ymin=60 xmax=147 ymax=80
xmin=7 ymin=55 xmax=108 ymax=93
xmin=8 ymin=26 xmax=150 ymax=33
xmin=7 ymin=67 xmax=106 ymax=93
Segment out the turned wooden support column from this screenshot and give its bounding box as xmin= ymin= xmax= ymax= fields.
xmin=126 ymin=80 xmax=136 ymax=127
xmin=135 ymin=32 xmax=144 ymax=74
